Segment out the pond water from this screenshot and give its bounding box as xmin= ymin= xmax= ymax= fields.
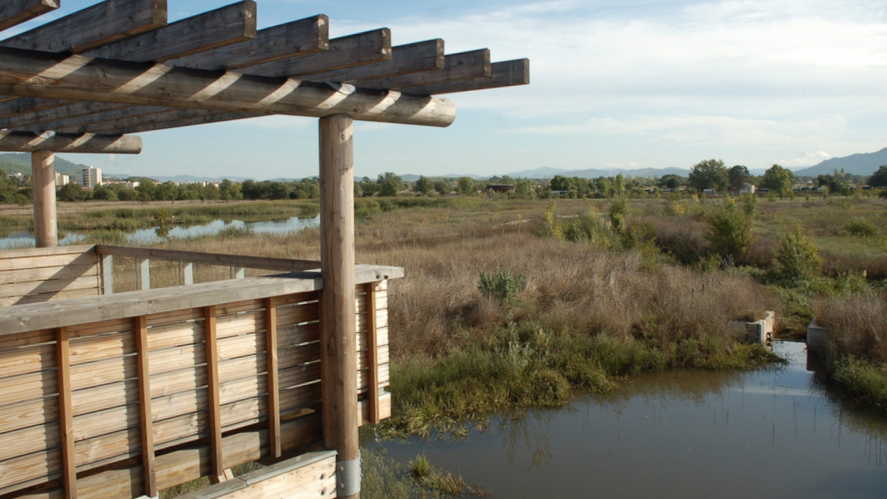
xmin=370 ymin=341 xmax=887 ymax=498
xmin=0 ymin=215 xmax=320 ymax=248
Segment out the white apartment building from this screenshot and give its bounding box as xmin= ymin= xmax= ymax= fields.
xmin=76 ymin=166 xmax=102 ymax=188
xmin=55 ymin=173 xmax=70 ymax=187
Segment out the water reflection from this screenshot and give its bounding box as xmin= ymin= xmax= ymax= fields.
xmin=373 ymin=342 xmax=887 ymax=498
xmin=0 ymin=215 xmax=320 ymax=248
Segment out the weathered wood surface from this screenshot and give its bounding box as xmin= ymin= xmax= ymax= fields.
xmin=96 ymin=245 xmax=320 ymax=272
xmin=302 ymin=39 xmax=444 ymax=82
xmin=31 ymin=149 xmax=56 ymax=247
xmin=401 ymin=58 xmax=530 ymax=95
xmin=0 ymin=246 xmax=100 ymax=306
xmin=0 ymin=131 xmax=142 ymax=153
xmin=168 ymin=15 xmax=329 ymax=71
xmin=358 ymin=49 xmax=490 ymax=90
xmin=0 ymin=0 xmax=167 ymax=53
xmin=0 ymin=46 xmax=456 ymax=127
xmin=0 ymin=0 xmax=58 ymax=33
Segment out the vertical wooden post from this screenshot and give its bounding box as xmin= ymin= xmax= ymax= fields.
xmin=265 ymin=297 xmax=281 ymax=458
xmin=135 ymin=316 xmax=156 ymax=497
xmin=101 ymin=254 xmax=114 ymax=295
xmin=366 ymin=282 xmax=380 ymax=425
xmin=319 ymin=114 xmax=359 ymax=499
xmin=138 ymin=258 xmax=151 ymax=290
xmin=183 ymin=262 xmax=194 ymax=285
xmin=234 ymin=266 xmax=245 ymax=279
xmin=56 ymin=327 xmax=77 ymax=499
xmin=204 ymin=306 xmax=226 ymax=482
xmin=32 ymin=150 xmax=58 ymax=247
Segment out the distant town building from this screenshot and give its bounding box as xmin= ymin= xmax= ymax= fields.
xmin=56 ymin=173 xmax=69 ymax=187
xmin=76 ymin=166 xmax=102 ymax=188
xmin=103 ymin=179 xmax=139 ymax=189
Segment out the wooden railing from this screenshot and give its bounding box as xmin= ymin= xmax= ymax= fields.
xmin=0 ymin=246 xmax=399 ymax=499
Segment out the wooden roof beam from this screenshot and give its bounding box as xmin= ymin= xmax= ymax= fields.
xmin=300 ymin=39 xmax=444 ymax=82
xmin=0 ymin=47 xmax=456 ymax=127
xmin=0 ymin=130 xmax=141 ymax=153
xmin=167 ymin=15 xmax=330 ymax=71
xmin=400 ymin=58 xmax=530 ymax=95
xmin=0 ymin=2 xmax=259 ymax=129
xmin=357 ymin=49 xmax=490 ymax=90
xmin=0 ymin=0 xmax=59 ymax=32
xmin=0 ymin=0 xmax=167 ymax=53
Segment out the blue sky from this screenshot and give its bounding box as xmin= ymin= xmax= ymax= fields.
xmin=7 ymin=0 xmax=887 ymax=179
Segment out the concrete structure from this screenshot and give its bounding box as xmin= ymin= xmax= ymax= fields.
xmin=76 ymin=166 xmax=102 ymax=188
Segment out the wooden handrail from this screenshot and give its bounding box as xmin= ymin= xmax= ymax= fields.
xmin=96 ymin=245 xmax=321 ymax=272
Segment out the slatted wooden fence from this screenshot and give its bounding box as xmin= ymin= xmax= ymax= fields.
xmin=0 ymin=246 xmax=101 ymax=307
xmin=0 ymin=248 xmax=397 ymax=499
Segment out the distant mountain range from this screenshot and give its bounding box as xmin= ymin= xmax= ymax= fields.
xmin=794 ymin=147 xmax=887 ymax=177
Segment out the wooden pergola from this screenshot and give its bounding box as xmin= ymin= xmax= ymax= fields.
xmin=0 ymin=1 xmax=528 ymax=498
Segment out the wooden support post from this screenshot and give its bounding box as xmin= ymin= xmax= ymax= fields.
xmin=366 ymin=282 xmax=381 ymax=425
xmin=138 ymin=258 xmax=150 ymax=290
xmin=319 ymin=114 xmax=359 ymax=498
xmin=204 ymin=305 xmax=226 ymax=483
xmin=234 ymin=266 xmax=245 ymax=279
xmin=56 ymin=327 xmax=76 ymax=499
xmin=31 ymin=149 xmax=57 ymax=247
xmin=265 ymin=296 xmax=282 ymax=458
xmin=101 ymin=254 xmax=114 ymax=294
xmin=183 ymin=262 xmax=194 ymax=285
xmin=135 ymin=315 xmax=157 ymax=497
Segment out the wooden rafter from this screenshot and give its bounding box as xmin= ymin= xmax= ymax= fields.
xmin=0 ymin=0 xmax=59 ymax=32
xmin=0 ymin=130 xmax=141 ymax=153
xmin=0 ymin=47 xmax=456 ymax=127
xmin=400 ymin=58 xmax=530 ymax=95
xmin=358 ymin=49 xmax=491 ymax=90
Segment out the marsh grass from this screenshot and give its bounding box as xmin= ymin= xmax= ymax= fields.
xmin=363 ymin=449 xmax=487 ymax=498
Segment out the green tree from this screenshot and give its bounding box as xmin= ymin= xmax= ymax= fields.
xmin=514 ymin=178 xmax=532 ymax=199
xmin=657 ymin=174 xmax=684 ymax=190
xmin=705 ymin=198 xmax=755 ymax=260
xmin=92 ymin=185 xmax=118 ymax=201
xmin=774 ymin=224 xmax=822 ymax=280
xmin=433 ymin=180 xmax=450 ymax=195
xmin=868 ymin=165 xmax=887 ymax=187
xmin=728 ymin=165 xmax=752 ymax=191
xmin=414 ymin=176 xmax=433 ymax=196
xmin=688 ymin=159 xmax=729 ymax=192
xmin=760 ymin=164 xmax=794 ymax=198
xmin=457 ymin=177 xmax=475 ymax=195
xmin=219 ymin=179 xmax=243 ymax=200
xmin=613 ymin=173 xmax=626 ymax=197
xmin=58 ymin=182 xmax=87 ymax=202
xmin=550 ymin=175 xmax=574 ymax=192
xmin=377 ymin=172 xmax=402 ymax=197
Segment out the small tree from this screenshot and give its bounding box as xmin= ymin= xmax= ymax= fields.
xmin=414 ymin=176 xmax=433 ymax=196
xmin=705 ymin=198 xmax=755 ymax=260
xmin=688 ymin=159 xmax=729 ymax=192
xmin=760 ymin=164 xmax=794 ymax=198
xmin=728 ymin=165 xmax=752 ymax=191
xmin=868 ymin=165 xmax=887 ymax=188
xmin=457 ymin=176 xmax=475 ymax=195
xmin=377 ymin=172 xmax=402 ymax=197
xmin=433 ymin=180 xmax=450 ymax=195
xmin=774 ymin=224 xmax=822 ymax=281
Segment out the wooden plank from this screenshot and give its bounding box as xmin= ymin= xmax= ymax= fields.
xmin=0 ymin=328 xmax=54 ymax=351
xmin=86 ymin=1 xmax=256 ymax=63
xmin=0 ymin=342 xmax=54 ymax=378
xmin=401 ymin=58 xmax=530 ymax=95
xmin=0 ymin=0 xmax=167 ymax=53
xmin=0 ymin=245 xmax=94 ymax=260
xmin=357 ymin=48 xmax=490 ymax=90
xmin=70 ymin=380 xmax=138 ymax=416
xmin=0 ymin=369 xmax=57 ymax=412
xmin=56 ymin=327 xmax=76 ymax=499
xmin=135 ymin=315 xmax=156 ymax=497
xmin=97 ymin=245 xmax=320 ymax=272
xmin=0 ymin=274 xmax=102 ymax=300
xmin=0 ymin=0 xmax=59 ymax=33
xmin=204 ymin=305 xmax=225 ymax=482
xmin=146 ymin=319 xmax=203 ymax=352
xmin=0 ymin=263 xmax=100 ymax=286
xmin=0 ymin=449 xmax=61 ymax=496
xmin=0 ymin=287 xmax=98 ymax=307
xmin=277 ymin=362 xmax=321 ymax=391
xmin=242 ymin=28 xmax=391 ymax=78
xmin=138 ymin=258 xmax=150 ymax=291
xmin=168 ymin=15 xmax=329 ymax=71
xmin=0 ymin=265 xmax=399 ymax=336
xmin=101 ymin=254 xmax=113 ymax=295
xmin=216 ymin=298 xmax=264 ymax=317
xmin=0 ymin=418 xmax=59 ymax=462
xmin=0 ymin=131 xmax=142 ymax=153
xmin=301 ymin=39 xmax=444 ymax=82
xmin=266 ymin=296 xmax=282 ymax=458
xmin=0 ymin=395 xmax=57 ymax=434
xmin=366 ymin=282 xmax=380 ymax=424
xmin=150 ymin=366 xmax=204 ymax=399
xmin=0 ymin=249 xmax=96 ymax=271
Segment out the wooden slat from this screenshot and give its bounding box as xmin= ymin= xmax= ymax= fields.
xmin=0 ymin=370 xmax=56 ymax=406
xmin=0 ymin=131 xmax=142 ymax=153
xmin=97 ymin=245 xmax=320 ymax=272
xmin=69 ymin=355 xmax=137 ymax=391
xmin=366 ymin=282 xmax=380 ymax=424
xmin=266 ymin=297 xmax=281 ymax=458
xmin=135 ymin=315 xmax=156 ymax=497
xmin=70 ymin=380 xmax=138 ymax=416
xmin=0 ymin=263 xmax=98 ymax=286
xmin=0 ymin=0 xmax=167 ymax=53
xmin=302 ymin=39 xmax=444 ymax=82
xmin=0 ymin=287 xmax=99 ymax=307
xmin=0 ymin=449 xmax=60 ymax=496
xmin=168 ymin=15 xmax=329 ymax=71
xmin=0 ymin=395 xmax=57 ymax=434
xmin=358 ymin=49 xmax=491 ymax=90
xmin=0 ymin=250 xmax=96 ymax=271
xmin=0 ymin=328 xmax=53 ymax=351
xmin=401 ymin=58 xmax=530 ymax=95
xmin=56 ymin=327 xmax=76 ymax=499
xmin=242 ymin=28 xmax=391 ymax=78
xmin=204 ymin=305 xmax=225 ymax=482
xmin=0 ymin=342 xmax=54 ymax=378
xmin=0 ymin=0 xmax=58 ymax=32
xmin=0 ymin=274 xmax=101 ymax=300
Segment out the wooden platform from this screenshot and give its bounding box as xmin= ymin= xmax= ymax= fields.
xmin=0 ymin=245 xmax=399 ymax=499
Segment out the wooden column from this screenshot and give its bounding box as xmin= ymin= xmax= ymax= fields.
xmin=135 ymin=316 xmax=156 ymax=497
xmin=204 ymin=305 xmax=226 ymax=483
xmin=319 ymin=114 xmax=359 ymax=499
xmin=265 ymin=297 xmax=281 ymax=458
xmin=56 ymin=327 xmax=76 ymax=499
xmin=31 ymin=150 xmax=57 ymax=247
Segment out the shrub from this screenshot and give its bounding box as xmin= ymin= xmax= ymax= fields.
xmin=774 ymin=224 xmax=822 ymax=280
xmin=705 ymin=199 xmax=755 ymax=260
xmin=478 ymin=269 xmax=526 ymax=306
xmin=842 ymin=217 xmax=878 ymax=237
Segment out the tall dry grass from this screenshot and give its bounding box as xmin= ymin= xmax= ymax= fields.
xmin=815 ymin=294 xmax=887 ymax=365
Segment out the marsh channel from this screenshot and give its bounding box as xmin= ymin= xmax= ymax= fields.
xmin=368 ymin=341 xmax=887 ymax=498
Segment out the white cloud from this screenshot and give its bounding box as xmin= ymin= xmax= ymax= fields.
xmin=778 ymin=150 xmax=833 ymax=167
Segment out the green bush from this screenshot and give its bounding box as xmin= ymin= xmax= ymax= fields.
xmin=705 ymin=198 xmax=755 ymax=260
xmin=842 ymin=217 xmax=878 ymax=237
xmin=478 ymin=269 xmax=526 ymax=306
xmin=774 ymin=225 xmax=822 ymax=280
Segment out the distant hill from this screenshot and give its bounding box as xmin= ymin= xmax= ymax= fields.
xmin=794 ymin=147 xmax=887 ymax=177
xmin=503 ymin=166 xmax=689 ymax=179
xmin=0 ymin=153 xmax=89 ymax=176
